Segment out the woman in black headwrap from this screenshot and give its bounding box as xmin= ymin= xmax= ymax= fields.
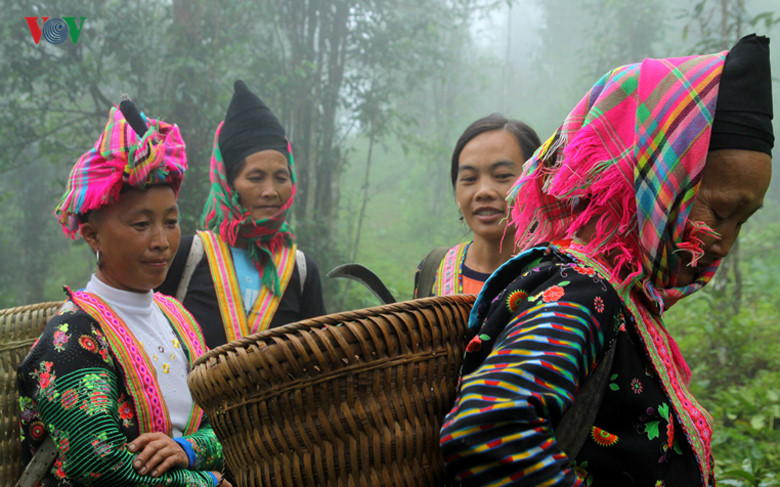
xmin=440 ymin=34 xmax=772 ymax=486
xmin=159 ymin=80 xmax=326 ymax=349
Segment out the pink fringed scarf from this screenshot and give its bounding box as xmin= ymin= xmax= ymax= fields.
xmin=509 ymin=53 xmax=727 ymax=313
xmin=54 ymin=107 xmax=186 ymax=238
xmin=507 ymin=51 xmax=731 ymax=485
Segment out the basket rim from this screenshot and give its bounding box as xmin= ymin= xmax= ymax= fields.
xmin=192 ymin=294 xmax=476 ymax=368
xmin=0 ymin=300 xmax=65 ymax=317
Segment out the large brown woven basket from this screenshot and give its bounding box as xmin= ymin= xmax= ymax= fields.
xmin=188 ymin=294 xmax=475 ymax=487
xmin=0 ymin=301 xmax=64 ymax=486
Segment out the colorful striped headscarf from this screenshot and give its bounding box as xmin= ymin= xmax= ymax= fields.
xmin=200 ymin=122 xmax=296 ymax=295
xmin=509 ymin=52 xmax=728 ymax=311
xmin=55 ymin=107 xmax=187 ymax=239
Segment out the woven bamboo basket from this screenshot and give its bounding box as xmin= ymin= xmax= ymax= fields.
xmin=0 ymin=301 xmax=64 ymax=486
xmin=188 ymin=294 xmax=475 ymax=487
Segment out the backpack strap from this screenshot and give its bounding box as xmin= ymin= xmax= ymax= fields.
xmin=417 ymin=246 xmax=449 ymax=298
xmin=15 ymin=436 xmax=57 ymax=487
xmin=555 ymin=336 xmax=617 ymax=459
xmin=295 ymin=250 xmax=307 ymax=294
xmin=175 ymin=233 xmax=204 ymax=302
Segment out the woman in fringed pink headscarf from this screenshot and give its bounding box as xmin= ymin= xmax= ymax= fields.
xmin=440 ymin=34 xmax=773 ymax=486
xmin=18 ymin=100 xmax=228 ymax=486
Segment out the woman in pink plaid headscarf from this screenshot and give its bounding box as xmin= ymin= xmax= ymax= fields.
xmin=441 ymin=34 xmax=772 ymax=486
xmin=19 ymin=101 xmax=229 ymax=487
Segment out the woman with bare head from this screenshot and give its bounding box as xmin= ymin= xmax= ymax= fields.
xmin=413 ymin=114 xmax=540 ymax=298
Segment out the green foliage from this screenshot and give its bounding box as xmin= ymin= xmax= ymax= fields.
xmin=667 ymin=204 xmax=780 ymax=483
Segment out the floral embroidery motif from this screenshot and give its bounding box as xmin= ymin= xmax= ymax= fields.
xmin=593 ymin=296 xmax=605 ymax=313
xmin=631 ymin=378 xmax=643 ymax=394
xmin=638 ymin=403 xmax=683 ymax=463
xmin=542 ymin=285 xmax=565 ymax=303
xmin=31 ymin=361 xmax=55 ymax=391
xmin=54 ymin=431 xmax=70 ymax=454
xmin=19 ymin=396 xmax=35 ymax=423
xmin=609 ymin=373 xmax=620 ymax=391
xmin=506 ymin=290 xmax=528 ymax=312
xmin=572 ymin=460 xmax=594 ymax=486
xmin=118 ymin=394 xmax=135 ymax=428
xmin=591 ymin=426 xmax=619 ymax=447
xmin=53 ymin=457 xmax=66 ymax=479
xmin=79 ymin=335 xmax=97 ymax=352
xmin=79 ymin=373 xmax=111 ymax=416
xmin=571 ymin=265 xmax=596 ymax=276
xmin=61 ymin=389 xmax=79 ymax=410
xmin=53 ymin=323 xmax=69 ymax=352
xmin=466 ymin=334 xmax=490 ymax=353
xmin=29 ymin=421 xmax=46 ymax=441
xmin=90 ymin=431 xmax=112 ymax=458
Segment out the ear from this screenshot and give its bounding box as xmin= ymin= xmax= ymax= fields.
xmin=80 ymin=222 xmax=99 ymax=253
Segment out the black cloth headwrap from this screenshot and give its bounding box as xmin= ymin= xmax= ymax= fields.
xmin=710 ymin=34 xmax=774 ymax=155
xmin=218 ymin=80 xmax=289 ymax=174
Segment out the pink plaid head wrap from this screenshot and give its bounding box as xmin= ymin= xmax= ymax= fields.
xmin=54 ymin=107 xmax=187 ymax=238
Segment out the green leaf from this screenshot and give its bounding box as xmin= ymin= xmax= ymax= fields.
xmin=644 ymin=421 xmax=660 ymax=440
xmin=750 ymin=414 xmax=766 ymax=430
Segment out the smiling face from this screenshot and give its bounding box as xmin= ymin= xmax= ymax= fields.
xmin=80 ymin=185 xmax=180 ymax=293
xmin=232 ymin=150 xmax=292 ymax=221
xmin=455 ymin=130 xmax=525 ymax=242
xmin=676 ymin=149 xmax=771 ymax=286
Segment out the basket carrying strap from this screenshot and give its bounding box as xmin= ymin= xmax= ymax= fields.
xmin=555 ymin=337 xmax=617 ymax=459
xmin=176 ymin=233 xmax=204 ymax=302
xmin=417 ymin=246 xmax=448 ymax=298
xmin=15 ymin=436 xmax=57 ymax=487
xmin=176 ymin=236 xmax=305 ymax=301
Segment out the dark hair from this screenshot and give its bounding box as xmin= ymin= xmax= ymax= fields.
xmin=225 ymin=150 xmax=291 ymax=188
xmin=226 ymin=160 xmax=246 ymax=187
xmin=450 ymin=113 xmax=541 ymax=188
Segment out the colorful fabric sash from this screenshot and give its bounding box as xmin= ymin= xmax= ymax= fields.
xmin=433 ymin=242 xmax=470 ymax=295
xmin=198 ymin=230 xmax=298 ymax=341
xmin=554 ymin=241 xmax=713 ymax=483
xmin=70 ymin=290 xmax=206 ymax=436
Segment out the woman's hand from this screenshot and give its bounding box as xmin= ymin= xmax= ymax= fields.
xmin=127 ymin=432 xmax=189 ymax=477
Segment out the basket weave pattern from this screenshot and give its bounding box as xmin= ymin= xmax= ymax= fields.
xmin=0 ymin=301 xmax=64 ymax=486
xmin=188 ymin=295 xmax=475 ymax=487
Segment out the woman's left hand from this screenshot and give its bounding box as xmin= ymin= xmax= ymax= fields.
xmin=127 ymin=432 xmax=189 ymax=477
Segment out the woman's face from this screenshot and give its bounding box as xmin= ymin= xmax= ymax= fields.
xmin=455 ymin=130 xmax=524 ymax=242
xmin=232 ymin=150 xmax=292 ymax=221
xmin=677 ymin=149 xmax=771 ymax=286
xmin=81 ymin=186 xmax=180 ymax=293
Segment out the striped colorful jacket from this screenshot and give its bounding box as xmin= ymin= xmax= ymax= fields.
xmin=440 ymin=245 xmax=713 ymax=486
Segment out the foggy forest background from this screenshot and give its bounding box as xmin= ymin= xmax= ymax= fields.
xmin=1 ymin=0 xmax=779 ymax=482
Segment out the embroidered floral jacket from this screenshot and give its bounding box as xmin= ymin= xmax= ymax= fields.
xmin=17 ymin=295 xmax=223 ymax=486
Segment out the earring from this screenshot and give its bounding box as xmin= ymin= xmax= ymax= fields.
xmin=96 ymin=249 xmax=102 ymax=268
xmin=458 ymin=214 xmax=464 ymax=222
